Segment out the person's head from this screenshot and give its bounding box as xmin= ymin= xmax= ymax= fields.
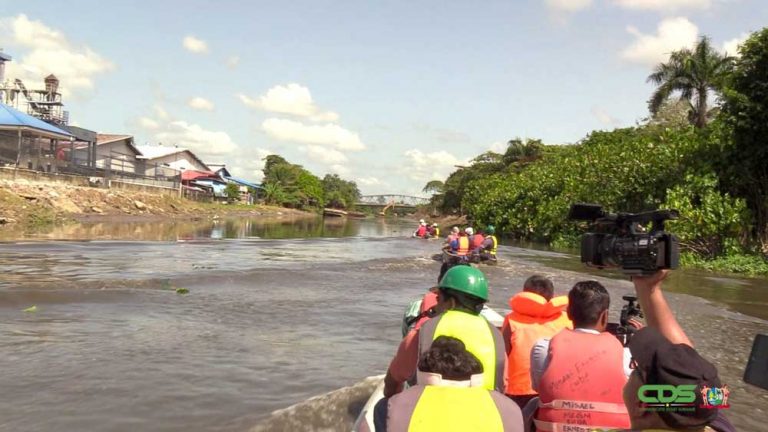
xmin=465 ymin=227 xmax=474 ymax=236
xmin=523 ymin=275 xmax=555 ymax=301
xmin=418 ymin=335 xmax=483 ymax=381
xmin=433 ymin=223 xmax=438 ymax=228
xmin=567 ymin=280 xmax=610 ymax=330
xmin=485 ymin=225 xmax=495 ymax=235
xmin=419 ymin=219 xmax=425 ymax=224
xmin=437 ymin=265 xmax=488 ymax=314
xmin=624 ymin=328 xmax=722 ymax=430
xmin=451 ymin=226 xmax=459 ymax=234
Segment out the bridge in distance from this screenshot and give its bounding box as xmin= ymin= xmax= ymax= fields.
xmin=356 ymin=195 xmax=430 ymax=214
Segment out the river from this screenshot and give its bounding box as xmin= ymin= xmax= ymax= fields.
xmin=0 ymin=217 xmax=766 ymax=431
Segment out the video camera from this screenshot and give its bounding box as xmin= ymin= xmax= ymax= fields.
xmin=568 ymin=203 xmax=680 ymax=275
xmin=606 ymin=295 xmax=644 ymax=346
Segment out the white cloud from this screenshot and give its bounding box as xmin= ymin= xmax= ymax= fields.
xmin=545 ymin=0 xmax=593 ymax=13
xmin=182 ymin=35 xmax=209 ymax=54
xmin=357 ymin=177 xmax=384 ymax=186
xmin=226 ymin=55 xmax=240 ymax=69
xmin=138 ymin=117 xmax=160 ymax=130
xmin=154 ymin=121 xmax=237 ymax=155
xmin=621 ymin=17 xmax=698 ymax=66
xmin=238 ymin=83 xmax=339 ymax=122
xmin=300 ymin=144 xmax=348 ymax=164
xmin=722 ymin=33 xmax=749 ymax=57
xmin=0 ymin=14 xmax=114 ymax=97
xmin=227 ymin=148 xmax=272 ymax=181
xmin=488 ymin=141 xmax=507 ymax=153
xmin=613 ymin=0 xmax=711 ymax=12
xmin=330 ymin=164 xmax=351 ymax=176
xmin=187 ymin=96 xmax=215 ymax=111
xmin=401 ymin=149 xmax=468 ymax=183
xmin=591 ymin=106 xmax=622 ymax=127
xmin=261 ymin=118 xmax=365 ymax=151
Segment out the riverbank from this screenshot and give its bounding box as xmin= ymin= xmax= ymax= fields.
xmin=0 ymin=179 xmax=315 ymax=230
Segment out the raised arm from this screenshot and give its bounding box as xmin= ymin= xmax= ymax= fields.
xmin=632 ymin=270 xmax=692 ymax=347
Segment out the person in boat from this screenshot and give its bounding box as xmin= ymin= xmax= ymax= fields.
xmin=438 ymin=229 xmax=472 ymax=281
xmin=444 ymin=226 xmax=460 ymax=245
xmin=427 ymin=223 xmax=440 ymax=239
xmin=370 ymin=336 xmax=523 ymax=432
xmin=529 ymin=280 xmax=635 ymax=431
xmin=383 ymin=266 xmax=507 ymax=398
xmin=413 ymin=220 xmax=428 ymax=238
xmin=470 ymin=227 xmax=485 ymax=251
xmin=622 ymin=270 xmax=734 ymax=432
xmin=501 ymin=276 xmax=572 ymax=409
xmin=475 ymin=225 xmax=499 ymax=261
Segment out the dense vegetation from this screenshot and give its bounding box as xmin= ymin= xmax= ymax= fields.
xmin=261 ymin=155 xmax=361 ymax=210
xmin=425 ymin=29 xmax=768 ymax=274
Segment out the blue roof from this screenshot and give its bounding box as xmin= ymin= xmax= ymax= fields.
xmin=223 ymin=176 xmax=263 ymax=190
xmin=0 ymin=103 xmax=72 ymax=139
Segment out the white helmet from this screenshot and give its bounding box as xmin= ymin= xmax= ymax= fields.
xmin=451 ymin=226 xmax=459 ymax=233
xmin=433 ymin=223 xmax=438 ymax=227
xmin=419 ymin=219 xmax=425 ymax=224
xmin=465 ymin=227 xmax=474 ymax=235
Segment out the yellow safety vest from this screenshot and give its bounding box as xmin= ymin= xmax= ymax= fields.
xmin=490 ymin=235 xmax=498 ymax=254
xmin=408 ymin=386 xmax=504 ymax=431
xmin=425 ymin=310 xmax=500 ymax=391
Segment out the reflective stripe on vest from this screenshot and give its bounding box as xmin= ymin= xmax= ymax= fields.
xmin=434 ymin=228 xmax=440 ymax=237
xmin=419 ymin=310 xmax=504 ymax=392
xmin=457 ymin=237 xmax=469 ymax=256
xmin=490 ymin=235 xmax=498 ymax=254
xmin=408 ymin=386 xmax=504 ymax=432
xmin=536 ymin=329 xmax=630 ymax=430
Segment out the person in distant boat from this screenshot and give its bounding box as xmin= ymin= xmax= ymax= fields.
xmin=413 ymin=220 xmax=427 ymax=238
xmin=470 ymin=227 xmax=485 ymax=251
xmin=501 ymin=276 xmax=572 ymax=409
xmin=444 ymin=226 xmax=460 ymax=245
xmin=529 ymin=281 xmax=633 ymax=431
xmin=475 ymin=225 xmax=499 ymax=261
xmin=369 ymin=336 xmax=523 ymax=432
xmin=383 ymin=266 xmax=507 ymax=398
xmin=449 ymin=229 xmax=471 ymax=257
xmin=427 ymin=223 xmax=440 ymax=239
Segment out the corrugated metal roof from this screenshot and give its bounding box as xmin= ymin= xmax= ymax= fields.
xmin=0 ymin=103 xmax=72 ymax=139
xmin=135 ymin=145 xmax=209 ymax=170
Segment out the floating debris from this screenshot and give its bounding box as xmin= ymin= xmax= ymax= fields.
xmin=22 ymin=305 xmax=37 ymax=313
xmin=175 ymin=288 xmax=189 ymax=295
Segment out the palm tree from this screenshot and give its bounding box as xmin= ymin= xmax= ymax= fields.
xmin=647 ymin=36 xmax=734 ymax=129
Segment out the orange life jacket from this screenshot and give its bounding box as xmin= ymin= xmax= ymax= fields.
xmin=503 ymin=292 xmax=572 ymax=396
xmin=535 ymin=329 xmax=630 ymax=431
xmin=471 ymin=234 xmax=485 ymax=249
xmin=456 ymin=236 xmax=469 ymax=256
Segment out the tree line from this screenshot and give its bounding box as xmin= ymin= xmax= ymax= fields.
xmin=423 ymin=28 xmax=768 ymax=273
xmin=260 ymin=155 xmax=361 ymax=210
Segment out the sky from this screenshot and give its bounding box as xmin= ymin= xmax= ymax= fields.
xmin=0 ymin=0 xmax=764 ymax=196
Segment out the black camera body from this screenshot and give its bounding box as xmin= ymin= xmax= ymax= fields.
xmin=606 ymin=295 xmax=644 ymax=346
xmin=568 ymin=203 xmax=680 ymax=275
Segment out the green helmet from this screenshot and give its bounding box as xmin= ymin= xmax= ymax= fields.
xmin=438 ymin=265 xmax=489 ymax=301
xmin=486 ymin=225 xmax=495 ymax=235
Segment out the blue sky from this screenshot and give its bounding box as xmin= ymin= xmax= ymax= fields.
xmin=1 ymin=0 xmax=764 ymax=195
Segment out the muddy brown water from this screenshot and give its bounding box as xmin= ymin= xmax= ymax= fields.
xmin=0 ymin=217 xmax=766 ymax=431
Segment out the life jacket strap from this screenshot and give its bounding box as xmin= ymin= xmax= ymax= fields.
xmin=538 ymin=399 xmax=628 ymax=414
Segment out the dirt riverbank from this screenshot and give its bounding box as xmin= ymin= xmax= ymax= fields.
xmin=0 ymin=179 xmax=314 ymax=230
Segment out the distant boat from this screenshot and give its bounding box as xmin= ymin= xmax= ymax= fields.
xmin=323 ymin=208 xmax=348 ymax=218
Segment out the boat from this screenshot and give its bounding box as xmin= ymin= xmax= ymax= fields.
xmin=352 ymin=302 xmax=505 ymax=432
xmin=323 ymin=208 xmax=348 ymax=217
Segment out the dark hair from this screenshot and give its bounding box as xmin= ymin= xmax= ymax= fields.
xmin=438 ymin=288 xmax=484 ymax=315
xmin=418 ymin=336 xmax=483 ymax=380
xmin=523 ymin=275 xmax=554 ymax=301
xmin=568 ymin=281 xmax=610 ymax=327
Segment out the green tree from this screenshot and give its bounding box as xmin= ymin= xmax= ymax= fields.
xmin=647 ymin=36 xmax=734 ymax=129
xmin=224 ymin=183 xmax=240 ymax=201
xmin=322 ymin=174 xmax=361 ymax=209
xmin=720 ymin=28 xmax=768 ymax=250
xmin=262 ymin=182 xmax=287 ymax=205
xmin=422 ymin=180 xmax=445 ymax=194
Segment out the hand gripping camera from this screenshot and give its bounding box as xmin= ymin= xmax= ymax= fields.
xmin=606 ymin=295 xmax=644 ymax=346
xmin=568 ymin=203 xmax=680 ymax=275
